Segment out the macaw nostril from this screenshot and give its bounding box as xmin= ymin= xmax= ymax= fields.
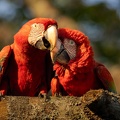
xmin=42 ymin=37 xmax=51 ymax=49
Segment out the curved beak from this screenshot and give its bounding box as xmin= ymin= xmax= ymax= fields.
xmin=35 ymin=25 xmax=58 ymax=50
xmin=50 ymin=39 xmax=70 ymax=64
xmin=45 ymin=25 xmax=58 ymax=51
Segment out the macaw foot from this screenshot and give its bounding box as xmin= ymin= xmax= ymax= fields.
xmin=38 ymin=92 xmax=50 ymax=102
xmin=51 ymin=76 xmax=63 ymax=97
xmin=53 ymin=92 xmax=62 ymax=97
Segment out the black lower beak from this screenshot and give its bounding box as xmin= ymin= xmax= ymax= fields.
xmin=53 ymin=44 xmax=70 ymax=64
xmin=35 ymin=37 xmax=51 ymax=50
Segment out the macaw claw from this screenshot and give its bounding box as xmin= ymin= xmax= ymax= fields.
xmin=38 ymin=93 xmax=50 ymax=102
xmin=53 ymin=92 xmax=62 ymax=97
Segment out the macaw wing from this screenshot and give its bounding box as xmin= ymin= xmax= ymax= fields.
xmin=0 ymin=45 xmax=12 ymax=83
xmin=95 ymin=63 xmax=117 ymax=93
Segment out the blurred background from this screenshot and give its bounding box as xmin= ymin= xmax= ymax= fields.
xmin=0 ymin=0 xmax=120 ymax=93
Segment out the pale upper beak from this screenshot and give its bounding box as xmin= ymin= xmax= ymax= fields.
xmin=35 ymin=25 xmax=58 ymax=51
xmin=44 ymin=25 xmax=58 ymax=51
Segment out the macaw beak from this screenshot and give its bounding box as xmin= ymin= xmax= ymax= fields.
xmin=35 ymin=25 xmax=58 ymax=51
xmin=44 ymin=25 xmax=58 ymax=51
xmin=50 ymin=39 xmax=70 ymax=64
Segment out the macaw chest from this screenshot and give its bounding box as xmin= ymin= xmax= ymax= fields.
xmin=7 ymin=57 xmax=46 ymax=96
xmin=59 ymin=72 xmax=97 ymax=96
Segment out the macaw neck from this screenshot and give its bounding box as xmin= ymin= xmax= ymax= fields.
xmin=54 ymin=54 xmax=95 ymax=78
xmin=14 ymin=39 xmax=31 ymax=53
xmin=13 ymin=40 xmax=47 ymax=62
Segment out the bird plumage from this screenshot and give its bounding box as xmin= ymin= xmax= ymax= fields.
xmin=51 ymin=28 xmax=116 ymax=96
xmin=0 ymin=18 xmax=58 ymax=96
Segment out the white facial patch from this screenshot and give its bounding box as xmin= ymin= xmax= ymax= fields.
xmin=28 ymin=23 xmax=45 ymax=47
xmin=63 ymin=38 xmax=77 ymax=59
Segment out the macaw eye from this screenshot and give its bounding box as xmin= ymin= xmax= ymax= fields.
xmin=69 ymin=40 xmax=75 ymax=45
xmin=64 ymin=38 xmax=77 ymax=60
xmin=31 ymin=23 xmax=38 ymax=28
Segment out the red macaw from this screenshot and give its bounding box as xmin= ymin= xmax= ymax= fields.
xmin=50 ymin=28 xmax=117 ymax=96
xmin=0 ymin=18 xmax=58 ymax=97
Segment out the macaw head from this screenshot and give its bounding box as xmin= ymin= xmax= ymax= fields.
xmin=14 ymin=18 xmax=58 ymax=51
xmin=50 ymin=28 xmax=94 ymax=74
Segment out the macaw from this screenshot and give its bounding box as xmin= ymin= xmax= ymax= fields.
xmin=0 ymin=18 xmax=58 ymax=97
xmin=50 ymin=28 xmax=117 ymax=96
